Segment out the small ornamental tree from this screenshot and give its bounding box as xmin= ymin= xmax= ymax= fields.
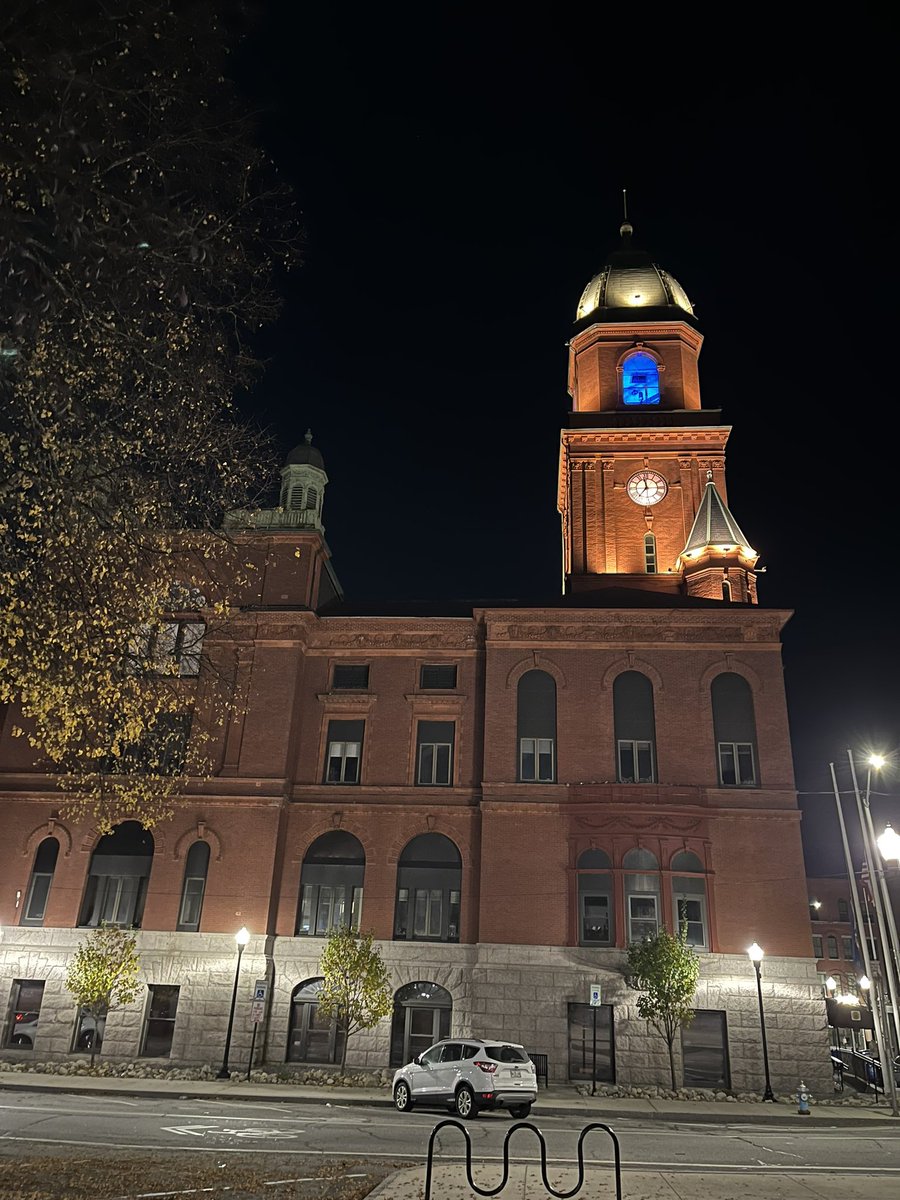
xmin=317 ymin=927 xmax=393 ymax=1075
xmin=64 ymin=926 xmax=142 ymax=1067
xmin=626 ymin=927 xmax=701 ymax=1091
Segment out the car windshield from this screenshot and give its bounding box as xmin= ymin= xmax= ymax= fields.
xmin=485 ymin=1044 xmax=529 ymax=1063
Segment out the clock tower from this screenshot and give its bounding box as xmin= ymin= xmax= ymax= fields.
xmin=558 ymin=222 xmax=758 ymax=603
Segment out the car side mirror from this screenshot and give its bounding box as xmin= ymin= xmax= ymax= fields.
xmin=414 ymin=1055 xmax=423 ymax=1066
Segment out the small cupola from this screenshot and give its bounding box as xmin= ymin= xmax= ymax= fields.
xmin=278 ymin=430 xmax=329 ymax=533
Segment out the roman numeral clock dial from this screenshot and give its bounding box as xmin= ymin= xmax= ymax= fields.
xmin=626 ymin=469 xmax=668 ymax=506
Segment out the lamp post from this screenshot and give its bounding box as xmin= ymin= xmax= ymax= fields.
xmin=847 ymin=751 xmax=900 ymax=1053
xmin=217 ymin=926 xmax=250 ymax=1079
xmin=830 ymin=757 xmax=899 ymax=1116
xmin=747 ymin=943 xmax=776 ymax=1101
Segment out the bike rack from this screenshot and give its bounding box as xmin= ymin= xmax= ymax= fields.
xmin=424 ymin=1118 xmax=622 ymax=1200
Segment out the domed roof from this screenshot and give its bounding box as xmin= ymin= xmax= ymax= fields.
xmin=285 ymin=429 xmax=325 ymax=469
xmin=576 ymin=222 xmax=694 ymax=324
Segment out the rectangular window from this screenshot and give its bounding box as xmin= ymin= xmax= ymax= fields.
xmin=628 ymin=894 xmax=658 ymax=941
xmin=617 ymin=739 xmax=654 ymax=783
xmin=413 ymin=888 xmax=443 ymax=937
xmin=419 ymin=664 xmax=458 ymax=690
xmin=812 ymin=934 xmax=823 ymax=959
xmin=717 ymin=741 xmax=756 ymax=786
xmin=416 ymin=720 xmax=454 ymax=785
xmin=6 ymin=980 xmax=44 ymax=1050
xmin=842 ymin=936 xmax=854 ymax=961
xmin=142 ymin=985 xmax=179 ymax=1057
xmin=130 ymin=621 xmax=205 ymax=677
xmin=448 ymin=890 xmax=460 ymax=942
xmin=332 ymin=664 xmax=369 ymax=690
xmin=394 ymin=887 xmax=409 ymax=939
xmin=837 ymin=898 xmax=849 ymax=921
xmin=581 ymin=894 xmax=610 ymax=944
xmin=566 ymin=1002 xmax=615 ymax=1083
xmin=178 ymin=877 xmax=206 ymax=930
xmin=520 ymin=737 xmax=555 ymax=782
xmin=350 ymin=886 xmax=363 ymax=931
xmin=827 ymin=935 xmax=839 ymax=958
xmin=681 ymin=1010 xmax=730 ymax=1089
xmin=23 ymin=874 xmax=53 ymax=924
xmin=324 ymin=719 xmax=364 ymax=783
xmin=675 ymin=894 xmax=707 ymax=948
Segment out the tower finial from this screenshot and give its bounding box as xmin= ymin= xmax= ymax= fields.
xmin=620 ymin=188 xmax=633 ymax=239
xmin=706 ymin=468 xmax=713 ymax=482
xmin=304 ymin=428 xmax=313 ymax=444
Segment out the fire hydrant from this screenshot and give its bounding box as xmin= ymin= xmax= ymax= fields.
xmin=797 ymin=1081 xmax=810 ymax=1115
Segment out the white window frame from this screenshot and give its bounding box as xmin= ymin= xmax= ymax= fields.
xmin=178 ymin=875 xmax=206 ymax=929
xmin=717 ymin=741 xmax=755 ymax=786
xmin=519 ymin=736 xmax=555 ymax=782
xmin=617 ymin=738 xmax=655 ymax=783
xmin=326 ymin=740 xmax=361 ymax=784
xmin=674 ymin=891 xmax=708 ymax=949
xmin=417 ymin=740 xmax=453 ymax=786
xmin=627 ymin=892 xmax=659 ymax=942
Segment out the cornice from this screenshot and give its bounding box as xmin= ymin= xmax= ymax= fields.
xmin=562 ymin=428 xmax=729 ymax=449
xmin=316 ymin=693 xmax=378 ymax=712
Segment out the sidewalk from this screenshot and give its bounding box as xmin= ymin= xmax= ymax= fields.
xmin=0 ymin=1068 xmax=894 ymax=1125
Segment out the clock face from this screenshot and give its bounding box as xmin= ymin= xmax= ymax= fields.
xmin=627 ymin=469 xmax=668 ymax=506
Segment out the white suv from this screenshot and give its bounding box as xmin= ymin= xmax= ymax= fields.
xmin=392 ymin=1038 xmax=538 ymax=1119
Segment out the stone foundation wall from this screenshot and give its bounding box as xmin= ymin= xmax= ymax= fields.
xmin=0 ymin=929 xmax=832 ymax=1095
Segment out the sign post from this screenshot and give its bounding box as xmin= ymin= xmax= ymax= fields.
xmin=589 ymin=983 xmax=602 ymax=1095
xmin=247 ymin=979 xmax=268 ymax=1080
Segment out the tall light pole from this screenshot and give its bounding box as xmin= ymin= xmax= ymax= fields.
xmin=217 ymin=926 xmax=250 ymax=1079
xmin=847 ymin=751 xmax=900 ymax=1053
xmin=747 ymin=943 xmax=776 ymax=1101
xmin=830 ymin=758 xmax=899 ymax=1115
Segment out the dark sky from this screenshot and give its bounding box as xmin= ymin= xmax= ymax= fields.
xmin=232 ymin=5 xmax=897 ymax=873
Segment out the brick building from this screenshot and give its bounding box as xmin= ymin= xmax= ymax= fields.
xmin=0 ymin=224 xmax=832 ymax=1093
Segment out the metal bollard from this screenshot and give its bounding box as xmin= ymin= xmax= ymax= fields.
xmin=797 ymin=1080 xmax=810 ymax=1115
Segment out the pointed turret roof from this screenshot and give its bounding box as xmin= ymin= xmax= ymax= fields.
xmin=680 ymin=475 xmax=756 ymax=561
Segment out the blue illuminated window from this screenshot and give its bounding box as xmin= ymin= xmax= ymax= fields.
xmin=622 ymin=352 xmax=660 ymax=406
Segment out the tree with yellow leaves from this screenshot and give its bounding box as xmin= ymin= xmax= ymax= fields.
xmin=0 ymin=1 xmax=300 ymax=828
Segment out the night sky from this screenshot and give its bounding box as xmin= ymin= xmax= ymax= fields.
xmin=232 ymin=5 xmax=896 ymax=873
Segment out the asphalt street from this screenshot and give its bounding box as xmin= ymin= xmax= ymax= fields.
xmin=1 ymin=1090 xmax=899 ymax=1177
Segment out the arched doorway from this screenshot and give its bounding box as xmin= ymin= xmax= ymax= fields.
xmin=287 ymin=977 xmax=346 ymax=1064
xmin=389 ymin=981 xmax=452 ymax=1067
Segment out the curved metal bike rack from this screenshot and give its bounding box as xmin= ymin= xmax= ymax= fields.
xmin=424 ymin=1118 xmax=622 ymax=1199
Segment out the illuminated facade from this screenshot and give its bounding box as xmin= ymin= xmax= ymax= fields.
xmin=0 ymin=227 xmax=831 ymax=1094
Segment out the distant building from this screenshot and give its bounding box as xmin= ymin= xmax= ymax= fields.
xmin=0 ymin=225 xmax=832 ymax=1093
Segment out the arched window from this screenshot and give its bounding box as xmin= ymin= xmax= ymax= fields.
xmin=287 ymin=977 xmax=346 ymax=1063
xmin=643 ymin=532 xmax=657 ymax=573
xmin=389 ymin=981 xmax=452 ymax=1067
xmin=614 ymin=671 xmax=656 ymax=783
xmin=623 ymin=847 xmax=660 ymax=942
xmin=176 ymin=840 xmax=210 ymax=932
xmin=78 ymin=821 xmax=154 ymax=929
xmin=577 ymin=848 xmax=613 ymax=946
xmin=711 ymin=672 xmax=758 ymax=786
xmin=296 ymin=831 xmax=365 ymax=936
xmin=305 ymin=486 xmax=318 ymax=511
xmin=288 ymin=483 xmax=304 ymax=510
xmin=722 ymin=578 xmax=733 ymax=602
xmin=671 ymin=850 xmax=708 ymax=949
xmin=394 ymin=833 xmax=461 ymax=943
xmin=621 ymin=351 xmax=661 ymax=406
xmin=21 ymin=837 xmax=60 ymax=927
xmin=517 ymin=669 xmax=556 ymax=782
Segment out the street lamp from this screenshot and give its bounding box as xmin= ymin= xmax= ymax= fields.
xmin=747 ymin=942 xmax=776 ymax=1101
xmin=830 ymin=755 xmax=900 ymax=1117
xmin=878 ymin=822 xmax=900 ymax=865
xmin=217 ymin=926 xmax=250 ymax=1079
xmin=824 ymin=976 xmax=837 ymax=995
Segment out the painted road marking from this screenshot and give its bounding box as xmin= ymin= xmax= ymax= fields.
xmin=161 ymin=1124 xmax=299 ymax=1139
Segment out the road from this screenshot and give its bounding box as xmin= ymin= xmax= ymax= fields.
xmin=1 ymin=1090 xmax=899 ymax=1179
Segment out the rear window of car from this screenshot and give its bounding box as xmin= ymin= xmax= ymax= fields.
xmin=485 ymin=1045 xmax=529 ymax=1063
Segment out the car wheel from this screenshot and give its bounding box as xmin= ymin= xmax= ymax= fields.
xmin=394 ymin=1080 xmax=414 ymax=1112
xmin=455 ymin=1084 xmax=477 ymax=1119
xmin=509 ymin=1103 xmax=531 ymax=1119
